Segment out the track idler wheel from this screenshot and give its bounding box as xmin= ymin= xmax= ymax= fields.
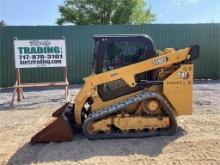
xmin=31 ymin=103 xmax=78 ymax=144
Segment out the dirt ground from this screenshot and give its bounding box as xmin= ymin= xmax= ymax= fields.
xmin=0 ymin=81 xmax=219 ymax=165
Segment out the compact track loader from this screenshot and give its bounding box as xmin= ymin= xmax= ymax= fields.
xmin=31 ymin=34 xmax=199 ymax=143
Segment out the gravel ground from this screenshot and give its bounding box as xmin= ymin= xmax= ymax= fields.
xmin=0 ymin=81 xmax=220 ymax=165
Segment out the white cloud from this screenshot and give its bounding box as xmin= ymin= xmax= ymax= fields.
xmin=186 ymin=0 xmax=199 ymax=2
xmin=173 ymin=0 xmax=200 ymax=8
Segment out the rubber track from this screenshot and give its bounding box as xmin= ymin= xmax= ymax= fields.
xmin=82 ymin=92 xmax=177 ymax=139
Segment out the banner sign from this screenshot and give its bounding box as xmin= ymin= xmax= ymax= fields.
xmin=14 ymin=39 xmax=66 ymax=68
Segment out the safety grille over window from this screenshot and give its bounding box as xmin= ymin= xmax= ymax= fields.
xmin=102 ymin=41 xmax=148 ymax=72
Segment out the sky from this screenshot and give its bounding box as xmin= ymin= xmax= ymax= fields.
xmin=0 ymin=0 xmax=220 ymax=25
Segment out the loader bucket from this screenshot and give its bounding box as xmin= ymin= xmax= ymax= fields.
xmin=52 ymin=102 xmax=69 ymax=117
xmin=31 ymin=103 xmax=75 ymax=144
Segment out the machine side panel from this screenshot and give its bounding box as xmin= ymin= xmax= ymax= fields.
xmin=163 ymin=64 xmax=193 ymax=115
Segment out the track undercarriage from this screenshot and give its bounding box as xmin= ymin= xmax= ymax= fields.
xmin=82 ymin=92 xmax=177 ymax=139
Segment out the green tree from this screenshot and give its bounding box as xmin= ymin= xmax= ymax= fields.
xmin=0 ymin=20 xmax=6 ymax=27
xmin=57 ymin=0 xmax=155 ymax=25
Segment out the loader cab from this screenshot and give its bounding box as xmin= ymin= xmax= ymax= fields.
xmin=93 ymin=34 xmax=157 ymax=74
xmin=93 ymin=34 xmax=157 ymax=101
